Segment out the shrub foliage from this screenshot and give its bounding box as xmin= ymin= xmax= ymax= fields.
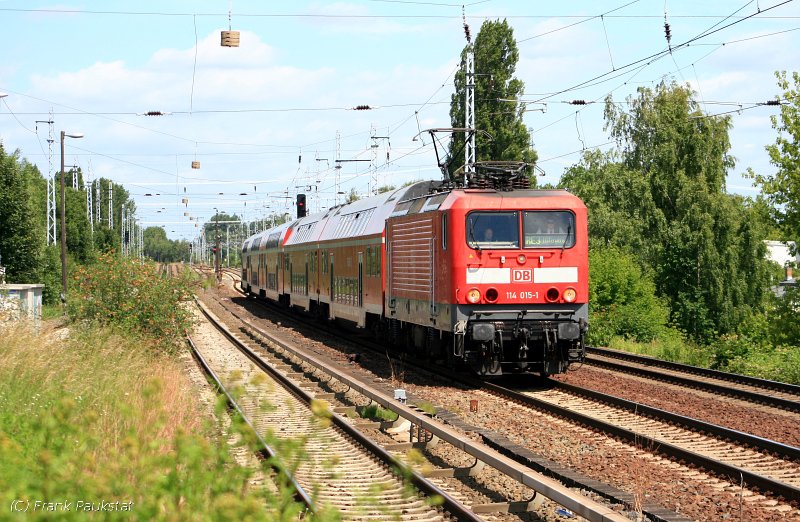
xmin=67 ymin=254 xmax=195 ymax=351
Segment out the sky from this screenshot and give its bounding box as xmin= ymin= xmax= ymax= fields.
xmin=1 ymin=0 xmax=798 ymax=241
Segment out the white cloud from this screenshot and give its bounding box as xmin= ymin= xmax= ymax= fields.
xmin=150 ymin=30 xmax=276 ymax=70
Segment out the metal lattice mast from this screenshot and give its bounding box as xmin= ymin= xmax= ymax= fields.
xmin=335 ymin=130 xmax=341 ymax=205
xmin=463 ymin=12 xmax=476 ymax=182
xmin=121 ymin=206 xmax=127 ymax=256
xmin=370 ymin=124 xmax=377 ymax=195
xmin=369 ymin=125 xmax=389 ymax=195
xmin=86 ymin=160 xmax=93 ymax=236
xmin=108 ymin=181 xmax=114 ymax=229
xmin=36 ymin=114 xmax=57 ymax=245
xmin=95 ymin=179 xmax=101 ymax=225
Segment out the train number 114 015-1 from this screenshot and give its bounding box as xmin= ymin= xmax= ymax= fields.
xmin=506 ymin=291 xmax=539 ymax=300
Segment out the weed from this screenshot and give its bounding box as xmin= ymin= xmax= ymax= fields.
xmin=67 ymin=253 xmax=196 ymax=353
xmin=360 ymin=404 xmax=399 ymax=422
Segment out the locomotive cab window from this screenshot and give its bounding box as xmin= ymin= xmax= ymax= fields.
xmin=523 ymin=211 xmax=575 ymax=248
xmin=466 ymin=211 xmax=519 ymax=249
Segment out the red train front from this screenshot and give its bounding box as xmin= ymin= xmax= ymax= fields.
xmin=386 ymin=187 xmax=588 ymax=376
xmin=242 ymin=180 xmax=588 ymax=377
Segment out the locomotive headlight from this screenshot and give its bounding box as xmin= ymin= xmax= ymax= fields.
xmin=466 ymin=288 xmax=481 ymax=304
xmin=563 ymin=287 xmax=577 ymax=303
xmin=517 ymin=254 xmax=526 ymax=264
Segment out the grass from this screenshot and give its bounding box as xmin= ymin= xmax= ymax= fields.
xmin=0 ymin=322 xmax=312 ymax=520
xmin=359 ymin=404 xmax=399 ymax=422
xmin=604 ymin=333 xmax=800 ymax=385
xmin=606 ymin=334 xmax=716 ymax=368
xmin=415 ymin=400 xmax=437 ymax=416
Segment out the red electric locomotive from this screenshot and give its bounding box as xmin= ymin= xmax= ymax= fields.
xmin=241 ymin=173 xmax=588 ymax=377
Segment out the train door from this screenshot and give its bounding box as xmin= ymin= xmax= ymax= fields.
xmin=358 ymin=252 xmax=363 ymax=308
xmin=305 ymin=254 xmax=309 ymax=295
xmin=329 ymin=253 xmax=335 ymax=303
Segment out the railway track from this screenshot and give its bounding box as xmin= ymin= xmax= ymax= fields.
xmin=198 ymin=296 xmax=639 ymax=520
xmin=195 ymin=267 xmax=800 ymax=519
xmin=585 ymin=346 xmax=800 ymax=412
xmin=482 ymin=380 xmax=800 ymax=502
xmin=188 ymin=299 xmax=461 ymax=521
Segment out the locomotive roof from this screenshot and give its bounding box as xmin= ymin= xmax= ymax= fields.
xmin=440 ymin=188 xmax=585 ymax=210
xmin=242 ymin=183 xmax=583 ymax=251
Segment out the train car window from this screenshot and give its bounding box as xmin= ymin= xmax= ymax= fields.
xmin=523 ymin=211 xmax=575 ymax=248
xmin=466 ymin=211 xmax=519 ymax=249
xmin=266 ymin=232 xmax=281 ymax=249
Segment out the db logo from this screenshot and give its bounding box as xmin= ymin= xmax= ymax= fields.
xmin=511 ymin=268 xmax=533 ymax=282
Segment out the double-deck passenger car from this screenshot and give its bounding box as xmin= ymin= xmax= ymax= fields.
xmin=242 ymin=180 xmax=588 ymax=376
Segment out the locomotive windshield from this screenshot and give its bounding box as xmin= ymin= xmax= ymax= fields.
xmin=466 ymin=211 xmax=520 ymax=249
xmin=523 ymin=211 xmax=575 ymax=248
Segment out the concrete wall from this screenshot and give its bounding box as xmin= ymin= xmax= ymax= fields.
xmin=0 ymin=284 xmax=44 ymax=323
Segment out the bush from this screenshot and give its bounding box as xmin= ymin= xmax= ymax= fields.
xmin=722 ymin=344 xmax=800 ymax=385
xmin=588 ymin=246 xmax=672 ymax=345
xmin=608 ymin=331 xmax=714 ymax=368
xmin=67 ymin=254 xmax=195 ymax=352
xmin=710 ymin=287 xmax=799 ymax=383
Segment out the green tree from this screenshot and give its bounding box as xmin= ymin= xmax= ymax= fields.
xmin=143 ymin=227 xmax=191 ymax=263
xmin=561 ymin=149 xmax=652 ymax=251
xmin=64 ymin=177 xmax=95 ymax=264
xmin=588 ymin=245 xmax=672 ymax=345
xmin=90 ymin=178 xmax=124 ymax=253
xmin=0 ymin=145 xmax=43 ymax=283
xmin=448 ymin=19 xmax=537 ymax=180
xmin=751 ymin=70 xmax=800 ymax=240
xmin=564 ymin=81 xmax=771 ymax=341
xmin=345 ymin=188 xmax=360 ymax=204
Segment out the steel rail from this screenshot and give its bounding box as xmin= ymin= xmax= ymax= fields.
xmin=585 ymin=347 xmax=800 ymax=412
xmin=482 ymin=380 xmax=800 ymax=503
xmin=195 ymin=299 xmax=481 ymax=522
xmin=214 ymin=304 xmax=631 ymax=522
xmin=552 ymin=380 xmax=800 ymax=461
xmin=228 ymin=281 xmax=699 ymax=521
xmin=185 ymin=333 xmax=316 ymax=515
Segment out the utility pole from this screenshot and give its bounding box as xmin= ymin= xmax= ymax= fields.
xmin=335 ymin=131 xmax=342 ymax=205
xmin=86 ymin=161 xmax=93 ymax=236
xmin=214 ymin=209 xmax=221 ymax=283
xmin=95 ymin=180 xmax=101 ymax=225
xmin=108 ymin=181 xmax=114 ymax=229
xmin=121 ymin=206 xmax=126 ymax=255
xmin=463 ymin=10 xmax=476 ymax=183
xmin=35 ymin=116 xmax=56 ymax=245
xmin=59 ymin=130 xmax=84 ymax=303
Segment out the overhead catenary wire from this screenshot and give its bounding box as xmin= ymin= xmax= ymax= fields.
xmin=2 ymin=1 xmax=795 ymax=240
